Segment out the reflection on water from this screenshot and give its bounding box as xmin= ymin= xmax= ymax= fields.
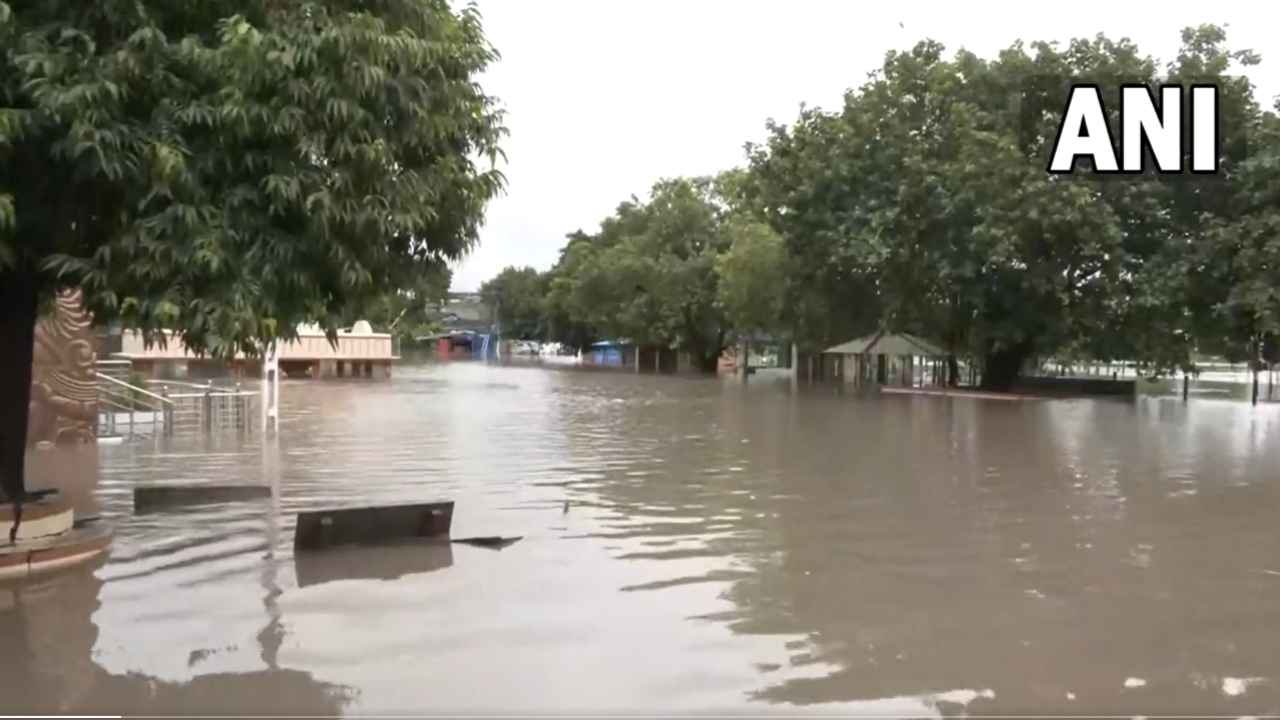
xmin=0 ymin=557 xmax=354 ymax=716
xmin=4 ymin=363 xmax=1280 ymax=715
xmin=294 ymin=544 xmax=454 ymax=588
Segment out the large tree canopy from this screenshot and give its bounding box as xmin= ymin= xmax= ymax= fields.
xmin=745 ymin=25 xmax=1265 ymax=388
xmin=0 ymin=0 xmax=506 ymax=501
xmin=480 ymin=24 xmax=1278 ymax=392
xmin=532 ymin=173 xmax=779 ymax=371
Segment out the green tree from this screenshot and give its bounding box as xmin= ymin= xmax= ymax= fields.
xmin=0 ymin=0 xmax=505 ymax=503
xmin=541 ymin=232 xmax=600 ymax=351
xmin=714 ymin=217 xmax=787 ymax=341
xmin=538 ymin=173 xmax=807 ymax=371
xmin=1199 ymin=104 xmax=1280 ymax=376
xmin=745 ymin=26 xmax=1262 ymax=389
xmin=1076 ymin=25 xmax=1264 ymax=375
xmin=743 ymin=107 xmax=885 ymax=356
xmin=479 ymin=265 xmax=547 ymax=340
xmin=553 ymin=175 xmax=751 ymax=372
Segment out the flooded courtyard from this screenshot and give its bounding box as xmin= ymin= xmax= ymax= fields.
xmin=5 ymin=362 xmax=1280 ymax=715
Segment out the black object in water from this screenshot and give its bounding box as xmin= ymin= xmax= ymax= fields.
xmin=451 ymin=536 xmax=523 ymax=550
xmin=294 ymin=501 xmax=455 ymax=552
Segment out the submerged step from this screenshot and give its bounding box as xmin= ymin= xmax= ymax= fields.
xmin=133 ymin=484 xmax=272 ymax=514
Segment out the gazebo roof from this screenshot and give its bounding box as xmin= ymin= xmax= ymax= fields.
xmin=823 ymin=330 xmax=947 ymax=357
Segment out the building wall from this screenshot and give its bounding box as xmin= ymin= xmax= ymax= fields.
xmin=28 ymin=290 xmax=98 ymax=447
xmin=120 ymin=330 xmax=394 ymax=361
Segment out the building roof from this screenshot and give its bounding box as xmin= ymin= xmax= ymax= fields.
xmin=824 ymin=330 xmax=948 ymax=357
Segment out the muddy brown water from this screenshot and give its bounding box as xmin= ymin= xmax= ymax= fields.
xmin=4 ymin=362 xmax=1280 ymax=715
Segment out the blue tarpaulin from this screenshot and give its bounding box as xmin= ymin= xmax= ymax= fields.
xmin=591 ymin=339 xmax=626 ymax=365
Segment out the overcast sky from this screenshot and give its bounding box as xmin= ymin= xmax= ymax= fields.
xmin=449 ymin=0 xmax=1279 ymax=291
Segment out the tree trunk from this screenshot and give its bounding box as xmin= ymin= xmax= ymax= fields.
xmin=0 ymin=268 xmax=41 ymax=503
xmin=946 ymin=354 xmax=960 ymax=387
xmin=683 ymin=340 xmax=722 ymax=374
xmin=979 ymin=341 xmax=1033 ymax=392
xmin=1252 ymin=345 xmax=1260 ymax=406
xmin=695 ymin=349 xmax=720 ymax=374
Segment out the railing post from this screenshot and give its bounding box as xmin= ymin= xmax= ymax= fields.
xmin=105 ymin=389 xmax=115 ymax=437
xmin=203 ymin=386 xmax=213 ymax=432
xmin=161 ymin=386 xmax=173 ymax=438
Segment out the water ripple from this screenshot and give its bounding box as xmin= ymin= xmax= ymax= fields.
xmin=6 ymin=364 xmax=1280 ymax=715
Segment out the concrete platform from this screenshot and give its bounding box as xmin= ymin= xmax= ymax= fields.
xmin=0 ymin=495 xmax=76 ymax=542
xmin=0 ymin=519 xmax=114 ymax=582
xmin=133 ymin=484 xmax=272 ymax=514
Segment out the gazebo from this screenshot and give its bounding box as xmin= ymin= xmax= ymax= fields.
xmin=823 ymin=330 xmax=948 ymax=388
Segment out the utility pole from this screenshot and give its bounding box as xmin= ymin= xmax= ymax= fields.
xmin=494 ymin=299 xmax=501 ymax=359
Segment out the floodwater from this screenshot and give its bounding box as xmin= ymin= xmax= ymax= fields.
xmin=5 ymin=362 xmax=1280 ymax=716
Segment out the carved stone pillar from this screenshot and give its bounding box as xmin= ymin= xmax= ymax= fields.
xmin=27 ymin=290 xmax=99 ymax=448
xmin=0 ymin=290 xmax=110 ymax=579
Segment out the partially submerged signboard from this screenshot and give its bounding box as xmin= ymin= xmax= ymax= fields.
xmin=293 ymin=501 xmax=455 ymax=552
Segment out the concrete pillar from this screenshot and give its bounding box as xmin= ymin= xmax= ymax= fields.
xmin=260 ymin=342 xmax=279 ymax=436
xmin=790 ymin=343 xmax=799 ymax=391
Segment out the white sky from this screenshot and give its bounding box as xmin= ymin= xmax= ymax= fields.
xmin=450 ymin=0 xmax=1279 ymax=291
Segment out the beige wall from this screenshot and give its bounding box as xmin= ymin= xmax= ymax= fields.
xmin=120 ymin=330 xmax=394 ymax=361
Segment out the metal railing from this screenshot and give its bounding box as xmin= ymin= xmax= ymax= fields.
xmin=153 ymin=379 xmax=258 ymax=435
xmin=95 ymin=358 xmax=133 ymax=382
xmin=95 ymin=370 xmax=259 ymax=441
xmin=96 ymin=371 xmax=173 ymax=441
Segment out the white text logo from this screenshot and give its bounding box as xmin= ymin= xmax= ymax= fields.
xmin=1047 ymin=84 xmax=1220 ymax=175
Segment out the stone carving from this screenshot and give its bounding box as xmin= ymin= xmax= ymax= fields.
xmin=27 ymin=290 xmax=98 ymax=447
